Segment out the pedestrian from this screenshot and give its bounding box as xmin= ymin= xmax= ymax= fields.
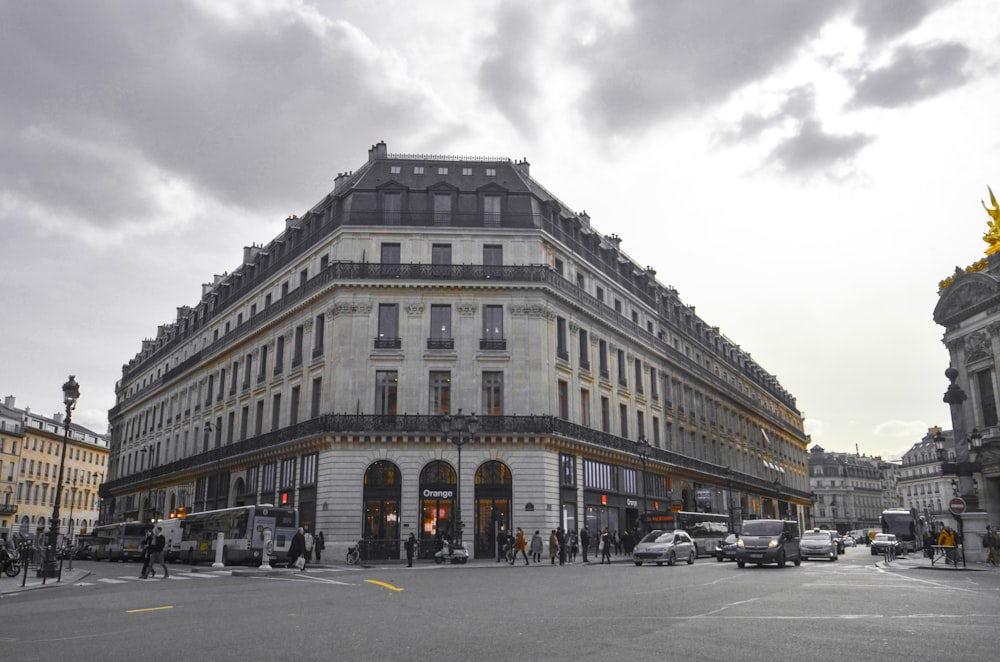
xmin=549 ymin=529 xmax=560 ymax=564
xmin=303 ymin=526 xmax=314 ymax=566
xmin=600 ymin=528 xmax=612 ymax=564
xmin=289 ymin=526 xmax=306 ymax=571
xmin=937 ymin=526 xmax=956 ymax=565
xmin=512 ymin=527 xmax=529 ymax=565
xmin=139 ymin=528 xmax=155 ymax=579
xmin=613 ymin=530 xmax=622 ymax=555
xmin=150 ymin=525 xmax=169 ymax=578
xmin=404 ymin=532 xmax=417 ymax=567
xmin=530 ymin=530 xmax=543 ymax=563
xmin=984 ymin=526 xmax=998 ymax=566
xmin=580 ymin=527 xmax=590 ymax=562
xmin=496 ymin=528 xmax=507 ymax=562
xmin=567 ymin=529 xmax=578 ymax=562
xmin=557 ymin=526 xmax=566 ymax=565
xmin=622 ymin=529 xmax=635 ymax=556
xmin=315 ymin=532 xmax=325 ymax=562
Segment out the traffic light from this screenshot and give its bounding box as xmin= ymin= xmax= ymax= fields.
xmin=176 ymin=507 xmax=186 ymax=518
xmin=279 ymin=490 xmax=291 ymax=506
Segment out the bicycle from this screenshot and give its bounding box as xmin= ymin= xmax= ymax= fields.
xmin=346 ymin=538 xmax=369 ymax=565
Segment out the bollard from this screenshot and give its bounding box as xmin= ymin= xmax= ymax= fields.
xmin=212 ymin=532 xmax=226 ymax=568
xmin=260 ymin=530 xmax=273 ymax=570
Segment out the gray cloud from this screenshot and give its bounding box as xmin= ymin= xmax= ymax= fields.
xmin=478 ymin=2 xmax=543 ymax=136
xmin=722 ymin=85 xmax=818 ymax=143
xmin=574 ymin=0 xmax=847 ymax=136
xmin=768 ymin=119 xmax=874 ymax=173
xmin=850 ymin=41 xmax=972 ymax=108
xmin=0 ymin=1 xmax=458 ymax=239
xmin=852 ymin=0 xmax=946 ymax=44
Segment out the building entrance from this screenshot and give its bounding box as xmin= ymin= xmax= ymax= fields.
xmin=363 ymin=460 xmax=401 ymax=560
xmin=474 ymin=460 xmax=512 ymax=560
xmin=419 ymin=460 xmax=456 ymax=558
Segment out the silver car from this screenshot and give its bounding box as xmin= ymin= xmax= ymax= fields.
xmin=633 ymin=530 xmax=697 ymax=566
xmin=800 ymin=529 xmax=838 ymax=562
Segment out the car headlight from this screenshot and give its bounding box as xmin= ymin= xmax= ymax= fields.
xmin=736 ymin=540 xmax=745 ymax=549
xmin=768 ymin=539 xmax=778 ymax=548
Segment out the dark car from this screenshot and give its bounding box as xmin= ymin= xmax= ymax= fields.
xmin=800 ymin=529 xmax=838 ymax=562
xmin=736 ymin=519 xmax=802 ymax=568
xmin=870 ymin=533 xmax=901 ymax=556
xmin=715 ymin=534 xmax=739 ymax=562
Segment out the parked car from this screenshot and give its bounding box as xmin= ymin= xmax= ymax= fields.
xmin=715 ymin=534 xmax=739 ymax=562
xmin=633 ymin=530 xmax=697 ymax=566
xmin=870 ymin=533 xmax=901 ymax=556
xmin=800 ymin=529 xmax=838 ymax=562
xmin=736 ymin=519 xmax=802 ymax=568
xmin=832 ymin=534 xmax=846 ymax=554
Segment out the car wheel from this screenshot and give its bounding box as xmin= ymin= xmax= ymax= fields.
xmin=737 ymin=560 xmax=745 ymax=568
xmin=777 ymin=551 xmax=786 ymax=568
xmin=717 ymin=554 xmax=723 ymax=562
xmin=687 ymin=551 xmax=695 ymax=564
xmin=667 ymin=552 xmax=676 ymax=566
xmin=655 ymin=562 xmax=663 ymax=566
xmin=635 ymin=561 xmax=643 ymax=566
xmin=793 ymin=556 xmax=801 ymax=566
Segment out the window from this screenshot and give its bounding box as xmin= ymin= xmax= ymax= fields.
xmin=433 ymin=194 xmax=452 ymax=225
xmin=390 ymin=166 xmax=400 ymax=174
xmin=634 ymin=358 xmax=643 ymax=394
xmin=243 ymin=353 xmax=253 ymax=389
xmin=274 ymin=336 xmax=285 ymax=374
xmin=437 ymin=167 xmax=448 ymax=175
xmin=375 ymin=371 xmax=398 ymax=415
xmin=258 ymin=345 xmax=268 ymax=383
xmin=431 ymin=243 xmax=452 ymax=266
xmin=560 ymin=453 xmax=576 ymax=486
xmin=381 ymin=243 xmax=401 ymax=264
xmin=556 ymin=316 xmax=568 ymax=360
xmin=482 ymin=371 xmax=503 ymax=415
xmin=290 ymin=386 xmax=300 ymax=426
xmin=462 ymin=167 xmax=472 ymax=176
xmin=377 ymin=304 xmax=400 ymax=348
xmin=271 ymin=393 xmax=281 ymax=431
xmin=599 ymin=339 xmax=609 ymax=378
xmin=601 ymin=397 xmax=611 ymax=433
xmin=299 ymin=269 xmax=308 ymax=288
xmin=483 ymin=244 xmax=503 ymax=266
xmin=650 ymin=367 xmax=658 ymax=400
xmin=580 ymin=389 xmax=591 ymax=426
xmin=620 ymin=403 xmax=628 ymax=438
xmin=484 ymin=195 xmax=501 ymax=226
xmin=240 ymin=406 xmax=249 ymax=441
xmin=255 ymin=400 xmax=265 ymax=436
xmin=429 ymin=305 xmax=453 ymax=349
xmin=486 ymin=168 xmax=496 ymax=176
xmin=554 ymin=257 xmax=564 ymax=275
xmin=482 ymin=305 xmax=504 ymax=349
xmin=637 ymin=411 xmax=645 ymax=440
xmin=429 ymin=371 xmax=451 ymax=414
xmin=617 ymin=349 xmax=627 ymax=387
xmin=311 ymin=377 xmax=322 ymax=418
xmin=977 ymin=369 xmax=998 ymax=427
xmin=579 ymin=329 xmax=590 ymax=369
xmin=292 ymin=325 xmax=304 ymax=366
xmin=413 ymin=166 xmax=424 ymax=174
xmin=558 ymin=380 xmax=569 ymax=419
xmin=229 ymin=361 xmax=239 ymax=395
xmin=595 ymin=286 xmax=604 ymax=303
xmin=313 ymin=314 xmax=325 ymax=357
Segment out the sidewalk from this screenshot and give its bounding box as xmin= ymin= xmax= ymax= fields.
xmin=877 ymin=552 xmax=1000 ymax=573
xmin=0 ymin=566 xmax=91 ymax=597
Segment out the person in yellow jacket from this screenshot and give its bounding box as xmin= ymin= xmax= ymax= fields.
xmin=511 ymin=527 xmax=529 ymax=565
xmin=937 ymin=527 xmax=956 ymax=564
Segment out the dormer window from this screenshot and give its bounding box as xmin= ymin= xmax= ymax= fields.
xmin=414 ymin=166 xmax=424 ymax=174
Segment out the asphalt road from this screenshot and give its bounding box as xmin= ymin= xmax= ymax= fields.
xmin=2 ymin=547 xmax=997 ymax=662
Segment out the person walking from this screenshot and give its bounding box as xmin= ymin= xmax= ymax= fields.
xmin=404 ymin=532 xmax=417 ymax=567
xmin=556 ymin=527 xmax=567 ymax=565
xmin=580 ymin=527 xmax=590 ymax=563
xmin=315 ymin=532 xmax=325 ymax=562
xmin=496 ymin=528 xmax=507 ymax=563
xmin=139 ymin=528 xmax=155 ymax=579
xmin=566 ymin=529 xmax=578 ymax=562
xmin=303 ymin=526 xmax=315 ymax=567
xmin=937 ymin=526 xmax=956 ymax=565
xmin=150 ymin=525 xmax=169 ymax=578
xmin=511 ymin=527 xmax=529 ymax=565
xmin=530 ymin=530 xmax=543 ymax=563
xmin=549 ymin=530 xmax=560 ymax=564
xmin=984 ymin=526 xmax=998 ymax=566
xmin=600 ymin=528 xmax=612 ymax=564
xmin=289 ymin=527 xmax=306 ymax=571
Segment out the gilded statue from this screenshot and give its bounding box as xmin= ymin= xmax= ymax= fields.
xmin=983 ymin=186 xmax=1000 ymax=255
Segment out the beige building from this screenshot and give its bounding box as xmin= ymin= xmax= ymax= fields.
xmin=101 ymin=143 xmax=812 ymax=560
xmin=1 ymin=396 xmax=108 ymax=543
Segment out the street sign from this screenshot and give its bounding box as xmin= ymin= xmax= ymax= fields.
xmin=948 ymin=497 xmax=967 ymax=516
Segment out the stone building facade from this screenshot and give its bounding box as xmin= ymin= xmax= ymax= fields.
xmin=100 ymin=143 xmax=812 ymax=560
xmin=807 ymin=445 xmax=897 ymax=535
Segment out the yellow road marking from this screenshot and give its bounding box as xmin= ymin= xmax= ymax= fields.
xmin=365 ymin=579 xmax=403 ymax=592
xmin=127 ymin=606 xmax=174 ymax=614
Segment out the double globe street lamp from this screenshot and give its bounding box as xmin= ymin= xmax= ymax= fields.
xmin=635 ymin=436 xmax=651 ymax=533
xmin=38 ymin=375 xmax=80 ymax=578
xmin=443 ymin=409 xmax=478 ymax=543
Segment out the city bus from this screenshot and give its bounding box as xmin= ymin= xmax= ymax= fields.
xmin=880 ymin=508 xmax=923 ymax=554
xmin=649 ymin=511 xmax=731 ymax=557
xmin=177 ymin=505 xmax=297 ymax=566
xmin=90 ymin=522 xmax=153 ymax=562
xmin=152 ymin=518 xmax=185 ymax=562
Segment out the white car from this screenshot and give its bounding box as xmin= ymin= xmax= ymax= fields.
xmin=633 ymin=530 xmax=696 ymax=566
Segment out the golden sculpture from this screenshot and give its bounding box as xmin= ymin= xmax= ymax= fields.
xmin=983 ymin=186 xmax=1000 ymax=255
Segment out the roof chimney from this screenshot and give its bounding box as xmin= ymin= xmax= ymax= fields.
xmin=368 ymin=141 xmax=388 ymax=162
xmin=3 ymin=395 xmax=14 ymax=409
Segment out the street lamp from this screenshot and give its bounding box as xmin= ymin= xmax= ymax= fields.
xmin=809 ymin=492 xmax=818 ymax=529
xmin=635 ymin=436 xmax=650 ymax=533
xmin=66 ymin=477 xmax=78 ymax=570
xmin=140 ymin=447 xmax=155 ymax=522
xmin=831 ymin=496 xmax=838 ymax=533
xmin=724 ymin=467 xmax=736 ymax=533
xmin=38 ymin=375 xmax=80 ymax=578
xmin=443 ymin=409 xmax=478 ymax=544
xmin=773 ymin=479 xmax=782 ymax=519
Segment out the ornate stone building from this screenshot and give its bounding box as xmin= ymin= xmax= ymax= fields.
xmin=807 ymin=445 xmax=897 ymax=535
xmin=100 ymin=142 xmax=812 ymax=560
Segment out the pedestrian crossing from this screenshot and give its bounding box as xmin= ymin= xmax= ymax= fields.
xmin=95 ymin=570 xmax=234 ymax=585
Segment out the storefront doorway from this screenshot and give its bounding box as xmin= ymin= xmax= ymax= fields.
xmin=474 ymin=460 xmax=512 ymax=560
xmin=363 ymin=460 xmax=401 ymax=560
xmin=419 ymin=460 xmax=456 ymax=558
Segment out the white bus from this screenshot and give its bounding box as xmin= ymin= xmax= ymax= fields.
xmin=177 ymin=505 xmax=297 ymax=566
xmin=152 ymin=518 xmax=185 ymax=562
xmin=91 ymin=522 xmax=153 ymax=562
xmin=651 ymin=511 xmax=732 ymax=557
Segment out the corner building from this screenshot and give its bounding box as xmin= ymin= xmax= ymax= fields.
xmin=101 ymin=142 xmax=811 ymax=560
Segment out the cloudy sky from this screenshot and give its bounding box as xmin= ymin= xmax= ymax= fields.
xmin=3 ymin=0 xmax=998 ymax=460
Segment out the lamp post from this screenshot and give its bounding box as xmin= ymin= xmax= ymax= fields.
xmin=38 ymin=375 xmax=80 ymax=578
xmin=66 ymin=477 xmax=78 ymax=570
xmin=635 ymin=436 xmax=650 ymax=534
xmin=831 ymin=496 xmax=838 ymax=533
xmin=140 ymin=447 xmax=154 ymax=522
xmin=443 ymin=409 xmax=478 ymax=544
xmin=809 ymin=492 xmax=817 ymax=529
xmin=773 ymin=479 xmax=782 ymax=519
xmin=725 ymin=467 xmax=736 ymax=533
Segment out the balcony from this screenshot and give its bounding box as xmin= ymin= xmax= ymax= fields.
xmin=426 ymin=338 xmax=455 ymax=350
xmin=480 ymin=338 xmax=507 ymax=350
xmin=374 ymin=337 xmax=402 ymax=350
xmin=0 ymin=504 xmax=16 ymax=516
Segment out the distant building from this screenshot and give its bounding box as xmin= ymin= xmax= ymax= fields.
xmin=897 ymin=427 xmax=959 ymax=530
xmin=101 ymin=142 xmax=812 ymax=559
xmin=0 ymin=396 xmax=108 ymax=542
xmin=807 ymin=445 xmax=898 ymax=534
